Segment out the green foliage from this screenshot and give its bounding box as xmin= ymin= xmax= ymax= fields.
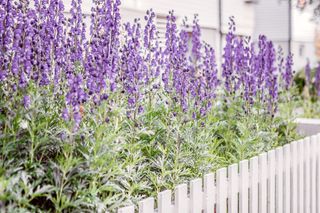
xmin=0 ymin=83 xmax=300 ymax=212
xmin=293 ymin=69 xmax=320 ymax=118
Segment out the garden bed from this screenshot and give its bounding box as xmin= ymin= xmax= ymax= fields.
xmin=0 ymin=0 xmax=307 ymax=212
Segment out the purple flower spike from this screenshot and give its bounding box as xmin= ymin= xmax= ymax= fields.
xmin=23 ymin=95 xmax=31 ymax=109
xmin=62 ymin=108 xmax=69 ymax=121
xmin=315 ymin=63 xmax=320 ymax=96
xmin=305 ymin=59 xmax=311 ymax=85
xmin=283 ymin=53 xmax=294 ymax=90
xmin=191 ymin=14 xmax=202 ymax=63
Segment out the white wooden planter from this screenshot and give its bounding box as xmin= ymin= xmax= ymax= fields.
xmin=116 ymin=134 xmax=320 ymax=213
xmin=295 ymin=118 xmax=320 ymax=136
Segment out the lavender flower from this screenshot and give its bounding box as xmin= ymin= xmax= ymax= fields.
xmin=222 ymin=17 xmax=236 ymax=94
xmin=265 ymin=41 xmax=278 ymax=114
xmin=283 ymin=53 xmax=294 ymax=90
xmin=86 ymin=0 xmax=121 ymax=95
xmin=121 ymin=19 xmax=145 ymax=115
xmin=162 ymin=10 xmax=179 ymax=93
xmin=67 ymin=0 xmax=86 ymax=63
xmin=201 ymin=43 xmax=219 ymax=114
xmin=62 ymin=108 xmax=69 ymax=121
xmin=191 ymin=14 xmax=202 ymax=63
xmin=305 ymin=59 xmax=311 ymax=86
xmin=23 ymin=95 xmax=31 ymax=109
xmin=143 ymin=9 xmax=160 ymax=87
xmin=315 ymin=63 xmax=320 ymax=97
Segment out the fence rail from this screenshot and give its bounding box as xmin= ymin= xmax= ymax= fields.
xmin=117 ymin=134 xmax=320 ymax=213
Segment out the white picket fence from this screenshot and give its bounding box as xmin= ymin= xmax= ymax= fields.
xmin=117 ymin=134 xmax=320 ymax=213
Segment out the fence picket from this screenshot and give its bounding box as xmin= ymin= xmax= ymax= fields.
xmin=305 ymin=137 xmax=311 ymax=213
xmin=158 ymin=190 xmax=173 ymax=213
xmin=259 ymin=152 xmax=267 ymax=213
xmin=298 ymin=140 xmax=305 ymax=213
xmin=317 ymin=134 xmax=320 ymax=213
xmin=228 ymin=164 xmax=239 ymax=213
xmin=216 ymin=168 xmax=227 ymax=213
xmin=203 ymin=173 xmax=215 ymax=213
xmin=174 ymin=184 xmax=189 ymax=213
xmin=190 ymin=178 xmax=203 ymax=213
xmin=268 ymin=150 xmax=276 ymax=213
xmin=276 ymin=147 xmax=284 ymax=213
xmin=311 ymin=136 xmax=317 ymax=213
xmin=291 ymin=141 xmax=298 ymax=213
xmin=250 ymin=156 xmax=259 ymax=213
xmin=139 ymin=197 xmax=154 ymax=213
xmin=118 ymin=206 xmax=134 ymax=213
xmin=239 ymin=160 xmax=249 ymax=213
xmin=284 ymin=144 xmax=291 ymax=213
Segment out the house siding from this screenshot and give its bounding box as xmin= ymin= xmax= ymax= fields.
xmin=62 ymin=0 xmax=316 ymax=70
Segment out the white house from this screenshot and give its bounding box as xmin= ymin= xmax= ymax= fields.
xmin=254 ymin=0 xmax=317 ymax=71
xmin=63 ymin=0 xmax=317 ymax=70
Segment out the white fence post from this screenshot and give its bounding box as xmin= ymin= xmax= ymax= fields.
xmin=317 ymin=134 xmax=320 ymax=213
xmin=216 ymin=168 xmax=227 ymax=213
xmin=203 ymin=173 xmax=215 ymax=213
xmin=268 ymin=149 xmax=276 ymax=213
xmin=298 ymin=139 xmax=305 ymax=213
xmin=305 ymin=137 xmax=311 ymax=213
xmin=284 ymin=144 xmax=291 ymax=213
xmin=118 ymin=206 xmax=135 ymax=213
xmin=228 ymin=163 xmax=239 ymax=213
xmin=139 ymin=197 xmax=154 ymax=213
xmin=291 ymin=141 xmax=298 ymax=213
xmin=250 ymin=156 xmax=259 ymax=213
xmin=158 ymin=190 xmax=173 ymax=213
xmin=276 ymin=147 xmax=284 ymax=213
xmin=239 ymin=160 xmax=249 ymax=213
xmin=311 ymin=135 xmax=317 ymax=213
xmin=190 ymin=178 xmax=203 ymax=213
xmin=174 ymin=184 xmax=189 ymax=213
xmin=259 ymin=152 xmax=267 ymax=213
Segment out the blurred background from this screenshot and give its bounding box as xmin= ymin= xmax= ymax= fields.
xmin=64 ymin=0 xmax=320 ymax=71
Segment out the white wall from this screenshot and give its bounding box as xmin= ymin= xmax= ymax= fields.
xmin=292 ymin=5 xmax=317 ymax=70
xmin=221 ymin=0 xmax=255 ymax=36
xmin=292 ymin=41 xmax=316 ymax=71
xmin=62 ymin=0 xmax=220 ymax=52
xmin=128 ymin=0 xmax=219 ymax=29
xmin=253 ymin=0 xmax=289 ymax=41
xmin=62 ymin=0 xmax=317 ymax=70
xmin=253 ymin=0 xmax=317 ymax=71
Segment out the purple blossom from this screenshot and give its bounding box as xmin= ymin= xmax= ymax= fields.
xmin=62 ymin=108 xmax=69 ymax=121
xmin=283 ymin=53 xmax=294 ymax=90
xmin=305 ymin=59 xmax=311 ymax=85
xmin=315 ymin=63 xmax=320 ymax=97
xmin=265 ymin=41 xmax=278 ymax=114
xmin=162 ymin=10 xmax=179 ymax=93
xmin=23 ymin=95 xmax=31 ymax=109
xmin=121 ymin=19 xmax=144 ymax=113
xmin=143 ymin=9 xmax=160 ymax=87
xmin=201 ymin=43 xmax=219 ymax=114
xmin=67 ymin=0 xmax=86 ymax=63
xmin=222 ymin=16 xmax=236 ymax=94
xmin=86 ymin=0 xmax=121 ymax=95
xmin=191 ymin=14 xmax=202 ymax=63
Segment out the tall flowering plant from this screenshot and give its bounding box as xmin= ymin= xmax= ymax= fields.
xmin=0 ymin=0 xmax=294 ymax=125
xmin=221 ymin=21 xmax=293 ymax=116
